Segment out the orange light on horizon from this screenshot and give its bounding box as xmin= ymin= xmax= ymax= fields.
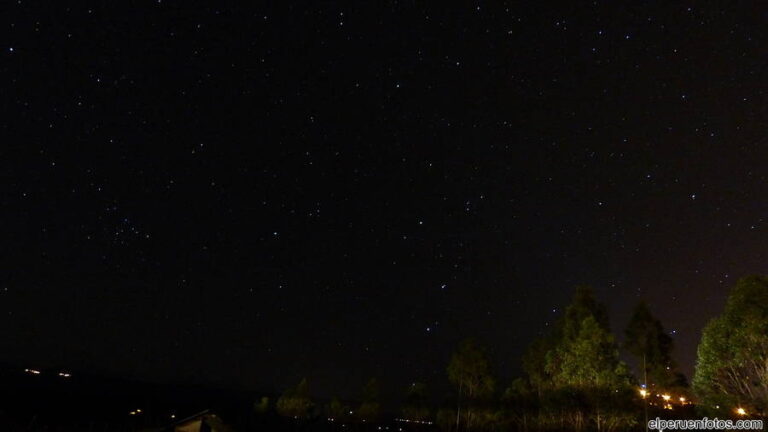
xmin=736 ymin=407 xmax=747 ymax=416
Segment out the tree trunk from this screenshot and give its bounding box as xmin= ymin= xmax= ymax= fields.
xmin=455 ymin=380 xmax=462 ymax=432
xmin=596 ymin=404 xmax=601 ymax=432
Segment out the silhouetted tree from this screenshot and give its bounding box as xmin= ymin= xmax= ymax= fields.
xmin=447 ymin=339 xmax=495 ymax=432
xmin=254 ymin=396 xmax=270 ymax=414
xmin=522 ymin=337 xmax=556 ymax=398
xmin=521 ymin=285 xmax=638 ymax=431
xmin=561 ymin=285 xmax=610 ymax=341
xmin=624 ymin=301 xmax=687 ymax=391
xmin=277 ymin=377 xmax=313 ymax=419
xmin=357 ymin=378 xmax=382 ymax=423
xmin=554 ymin=316 xmax=632 ymax=386
xmin=402 ymin=381 xmax=431 ymax=421
xmin=523 ymin=285 xmax=610 ymax=396
xmin=548 ymin=316 xmax=634 ymax=431
xmin=694 ymin=275 xmax=768 ymax=417
xmin=501 ymin=378 xmax=538 ymax=431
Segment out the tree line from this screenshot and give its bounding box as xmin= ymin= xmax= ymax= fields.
xmin=260 ymin=276 xmax=768 ymax=431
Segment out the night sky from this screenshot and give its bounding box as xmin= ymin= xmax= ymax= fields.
xmin=4 ymin=1 xmax=768 ymax=404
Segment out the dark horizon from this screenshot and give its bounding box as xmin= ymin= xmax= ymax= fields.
xmin=5 ymin=1 xmax=768 ymax=406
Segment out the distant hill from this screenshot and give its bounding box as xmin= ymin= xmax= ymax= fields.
xmin=0 ymin=362 xmax=257 ymax=431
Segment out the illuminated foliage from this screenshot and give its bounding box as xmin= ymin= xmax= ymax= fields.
xmin=693 ymin=275 xmax=768 ymax=417
xmin=447 ymin=339 xmax=495 ymax=431
xmin=276 ymin=377 xmax=313 ymax=419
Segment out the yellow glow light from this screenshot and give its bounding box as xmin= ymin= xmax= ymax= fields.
xmin=736 ymin=407 xmax=747 ymax=416
xmin=639 ymin=389 xmax=648 ymax=398
xmin=662 ymin=394 xmax=671 ymax=401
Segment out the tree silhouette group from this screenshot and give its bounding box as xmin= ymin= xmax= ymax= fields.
xmin=262 ymin=277 xmax=768 ymax=431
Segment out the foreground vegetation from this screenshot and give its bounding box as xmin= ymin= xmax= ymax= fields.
xmin=269 ymin=277 xmax=768 ymax=432
xmin=3 ymin=276 xmax=767 ymax=431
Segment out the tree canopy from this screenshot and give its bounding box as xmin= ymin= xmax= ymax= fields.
xmin=276 ymin=377 xmax=313 ymax=419
xmin=357 ymin=378 xmax=382 ymax=422
xmin=624 ymin=301 xmax=687 ymax=390
xmin=448 ymin=339 xmax=495 ymax=431
xmin=521 ymin=285 xmax=637 ymax=431
xmin=693 ymin=275 xmax=768 ymax=417
xmin=552 ymin=316 xmax=632 ymax=389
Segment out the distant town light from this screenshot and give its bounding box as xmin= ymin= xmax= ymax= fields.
xmin=736 ymin=407 xmax=747 ymax=416
xmin=24 ymin=368 xmax=41 ymax=375
xmin=394 ymin=418 xmax=434 ymax=425
xmin=639 ymin=389 xmax=648 ymax=398
xmin=661 ymin=394 xmax=671 ymax=401
xmin=58 ymin=372 xmax=71 ymax=378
